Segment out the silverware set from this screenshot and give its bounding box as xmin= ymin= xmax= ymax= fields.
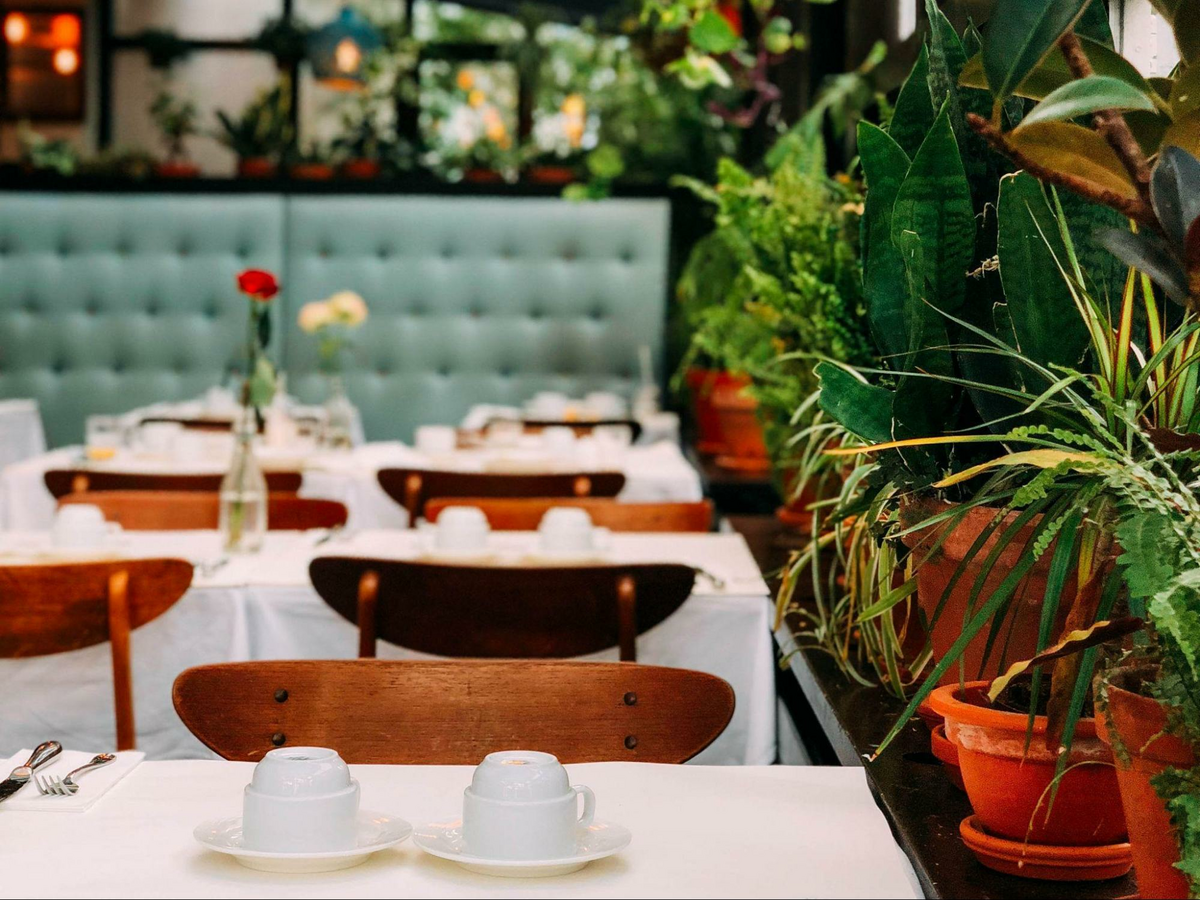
xmin=0 ymin=741 xmax=117 ymax=803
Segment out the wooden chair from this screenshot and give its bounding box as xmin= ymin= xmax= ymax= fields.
xmin=44 ymin=469 xmax=303 ymax=499
xmin=173 ymin=659 xmax=735 ymax=764
xmin=425 ymin=497 xmax=714 ymax=533
xmin=376 ymin=468 xmax=625 ymax=524
xmin=309 ymin=557 xmax=695 ymax=661
xmin=499 ymin=418 xmax=644 ymax=443
xmin=59 ymin=491 xmax=348 ymax=531
xmin=0 ymin=559 xmax=193 ymax=751
xmin=138 ymin=416 xmax=240 ymax=433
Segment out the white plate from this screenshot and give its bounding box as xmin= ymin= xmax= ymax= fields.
xmin=413 ymin=818 xmax=631 ymax=877
xmin=194 ymin=809 xmax=412 ymax=873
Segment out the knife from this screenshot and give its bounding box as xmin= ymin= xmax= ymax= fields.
xmin=0 ymin=741 xmax=63 ymax=803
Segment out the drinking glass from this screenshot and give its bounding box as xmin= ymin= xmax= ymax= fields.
xmin=85 ymin=415 xmax=122 ymax=462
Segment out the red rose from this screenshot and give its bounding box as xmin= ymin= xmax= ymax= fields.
xmin=237 ymin=269 xmax=280 ymax=301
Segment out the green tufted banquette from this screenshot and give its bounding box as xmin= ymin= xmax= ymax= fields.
xmin=0 ymin=192 xmax=669 ymax=447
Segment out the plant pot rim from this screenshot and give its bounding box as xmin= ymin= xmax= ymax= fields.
xmin=1097 ymin=664 xmax=1195 ymax=768
xmin=929 ymin=681 xmax=1098 ymax=740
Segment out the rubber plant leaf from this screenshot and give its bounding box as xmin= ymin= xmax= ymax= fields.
xmin=1152 ymin=146 xmax=1200 ymax=248
xmin=1097 ymin=228 xmax=1190 ymax=303
xmin=1019 ymin=75 xmax=1157 ymax=128
xmin=982 ymin=0 xmax=1092 ymax=108
xmin=1005 ymin=121 xmax=1140 ymax=201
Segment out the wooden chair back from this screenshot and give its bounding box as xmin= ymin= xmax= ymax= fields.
xmin=0 ymin=559 xmax=193 ymax=750
xmin=138 ymin=416 xmax=241 ymax=433
xmin=425 ymin=498 xmax=714 ymax=533
xmin=498 ymin=418 xmax=643 ymax=443
xmin=44 ymin=469 xmax=303 ymax=499
xmin=376 ymin=468 xmax=625 ymax=523
xmin=309 ymin=557 xmax=695 ymax=661
xmin=59 ymin=491 xmax=347 ymax=531
xmin=173 ymin=659 xmax=734 ymax=764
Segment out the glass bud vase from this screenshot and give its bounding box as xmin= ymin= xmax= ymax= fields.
xmin=219 ymin=408 xmax=268 ymax=552
xmin=323 ymin=374 xmax=355 ymax=449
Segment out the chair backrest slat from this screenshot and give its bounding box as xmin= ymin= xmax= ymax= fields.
xmin=45 ymin=469 xmax=302 ymax=498
xmin=376 ymin=468 xmax=625 ymax=523
xmin=425 ymin=498 xmax=713 ymax=532
xmin=173 ymin=659 xmax=735 ymax=764
xmin=59 ymin=491 xmax=347 ymax=531
xmin=309 ymin=557 xmax=695 ymax=660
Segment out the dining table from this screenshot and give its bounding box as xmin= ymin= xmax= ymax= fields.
xmin=0 ymin=529 xmax=776 ymax=766
xmin=0 ymin=759 xmax=923 ymax=898
xmin=0 ymin=438 xmax=704 ymax=531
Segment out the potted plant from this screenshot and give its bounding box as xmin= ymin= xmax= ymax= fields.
xmin=333 ymin=106 xmax=385 ymax=179
xmin=287 ymin=141 xmax=336 ymax=180
xmin=149 ymin=89 xmax=201 ymax=178
xmin=215 ymin=80 xmax=293 ymax=178
xmin=16 ymin=122 xmax=76 ymax=176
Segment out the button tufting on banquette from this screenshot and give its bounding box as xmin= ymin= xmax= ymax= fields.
xmin=1 ymin=194 xmax=668 ymax=446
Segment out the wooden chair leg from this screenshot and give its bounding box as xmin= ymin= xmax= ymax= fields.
xmin=404 ymin=474 xmax=423 ymax=525
xmin=106 ymin=570 xmax=136 ymax=751
xmin=357 ymin=570 xmax=380 ymax=659
xmin=617 ymin=574 xmax=637 ymax=662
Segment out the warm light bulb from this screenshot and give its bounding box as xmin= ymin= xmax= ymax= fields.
xmin=334 ymin=38 xmax=361 ymax=74
xmin=4 ymin=13 xmax=29 ymax=45
xmin=53 ymin=47 xmax=80 ymax=76
xmin=50 ymin=14 xmax=81 ymax=47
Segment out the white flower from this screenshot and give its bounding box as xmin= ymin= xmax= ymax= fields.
xmin=298 ymin=300 xmax=334 ymax=333
xmin=327 ymin=291 xmax=368 ymax=327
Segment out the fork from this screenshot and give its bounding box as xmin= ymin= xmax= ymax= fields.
xmin=35 ymin=753 xmax=116 ymax=796
xmin=197 ymin=555 xmax=230 ymax=579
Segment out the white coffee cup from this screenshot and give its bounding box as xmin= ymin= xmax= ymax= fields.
xmin=435 ymin=506 xmax=490 ymax=553
xmin=462 ymin=750 xmax=595 ymax=860
xmin=584 ymin=391 xmax=627 ymax=419
xmin=528 ymin=392 xmax=569 ymax=419
xmin=138 ymin=421 xmax=183 ymax=455
xmin=415 ymin=424 xmax=457 ymax=455
xmin=538 ymin=507 xmax=610 ymax=556
xmin=242 ymin=747 xmax=360 ymax=853
xmin=51 ymin=504 xmax=120 ymax=551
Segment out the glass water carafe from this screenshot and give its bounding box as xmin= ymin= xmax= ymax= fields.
xmin=219 ymin=409 xmax=268 ymax=552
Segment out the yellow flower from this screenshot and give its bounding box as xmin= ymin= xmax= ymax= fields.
xmin=455 ymin=69 xmax=475 ymax=91
xmin=485 ymin=120 xmax=507 ymax=143
xmin=327 ymin=290 xmax=369 ymax=327
xmin=561 ymin=93 xmax=585 ymax=118
xmin=467 ymin=89 xmax=486 ymax=109
xmin=298 ymin=300 xmax=334 ymax=334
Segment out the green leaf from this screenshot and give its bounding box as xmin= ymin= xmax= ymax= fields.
xmin=1177 ymin=0 xmax=1200 ymax=64
xmin=960 ymin=37 xmax=1157 ymax=107
xmin=816 ymin=362 xmax=895 ymax=444
xmin=1075 ymin=0 xmax=1115 ymax=46
xmin=688 ymin=9 xmax=740 ymax=55
xmin=1019 ymin=75 xmax=1157 ymax=128
xmin=982 ymin=0 xmax=1092 ymax=106
xmin=1005 ymin=121 xmax=1139 ymax=201
xmin=1098 ymin=228 xmax=1191 ymax=303
xmin=1152 ymin=146 xmax=1200 ymax=248
xmin=858 ymin=121 xmax=912 ymax=360
xmin=889 ymin=46 xmax=936 ymax=159
xmin=998 ymin=172 xmax=1090 ymax=369
xmin=890 ymin=105 xmax=975 ymax=314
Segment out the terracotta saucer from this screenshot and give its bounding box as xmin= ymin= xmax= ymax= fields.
xmin=929 ymin=724 xmax=964 ymax=791
xmin=915 ymin=698 xmax=942 ymax=732
xmin=958 ymin=816 xmax=1133 ymax=882
xmin=714 ymin=454 xmax=772 ymax=473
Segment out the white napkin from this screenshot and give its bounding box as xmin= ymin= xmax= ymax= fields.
xmin=0 ymin=749 xmax=143 ymax=812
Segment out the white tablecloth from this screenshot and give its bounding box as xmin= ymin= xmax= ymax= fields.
xmin=0 ymin=440 xmax=703 ymax=531
xmin=0 ymin=531 xmax=774 ymax=766
xmin=0 ymin=760 xmax=923 ymax=899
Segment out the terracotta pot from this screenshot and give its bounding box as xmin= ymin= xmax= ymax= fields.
xmin=154 ymin=160 xmax=200 ymax=178
xmin=685 ymin=367 xmax=743 ymax=455
xmin=290 ymin=162 xmax=335 ymax=180
xmin=464 ymin=167 xmax=504 ymax=184
xmin=901 ymin=499 xmax=1072 ymax=683
xmin=526 ymin=165 xmax=576 ymax=185
xmin=930 ymin=723 xmax=965 ymax=791
xmin=930 ymin=682 xmax=1126 ymax=847
xmin=1097 ymin=667 xmax=1195 ymax=899
xmin=711 ymin=382 xmax=769 ymax=473
xmin=341 ymin=158 xmax=381 ymax=179
xmin=237 ymin=157 xmax=277 ymax=178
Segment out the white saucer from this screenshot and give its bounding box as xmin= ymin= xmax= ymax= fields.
xmin=194 ymin=809 xmax=412 ymax=873
xmin=413 ymin=819 xmax=631 ymax=877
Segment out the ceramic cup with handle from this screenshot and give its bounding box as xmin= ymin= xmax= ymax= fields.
xmin=462 ymin=750 xmax=595 ymax=860
xmin=242 ymin=747 xmax=360 ymax=852
xmin=538 ymin=507 xmax=610 ymax=557
xmin=51 ymin=504 xmax=122 ymax=551
xmin=415 ymin=425 xmax=457 ymax=455
xmin=137 ymin=421 xmax=183 ymax=455
xmin=435 ymin=506 xmax=490 ymax=553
